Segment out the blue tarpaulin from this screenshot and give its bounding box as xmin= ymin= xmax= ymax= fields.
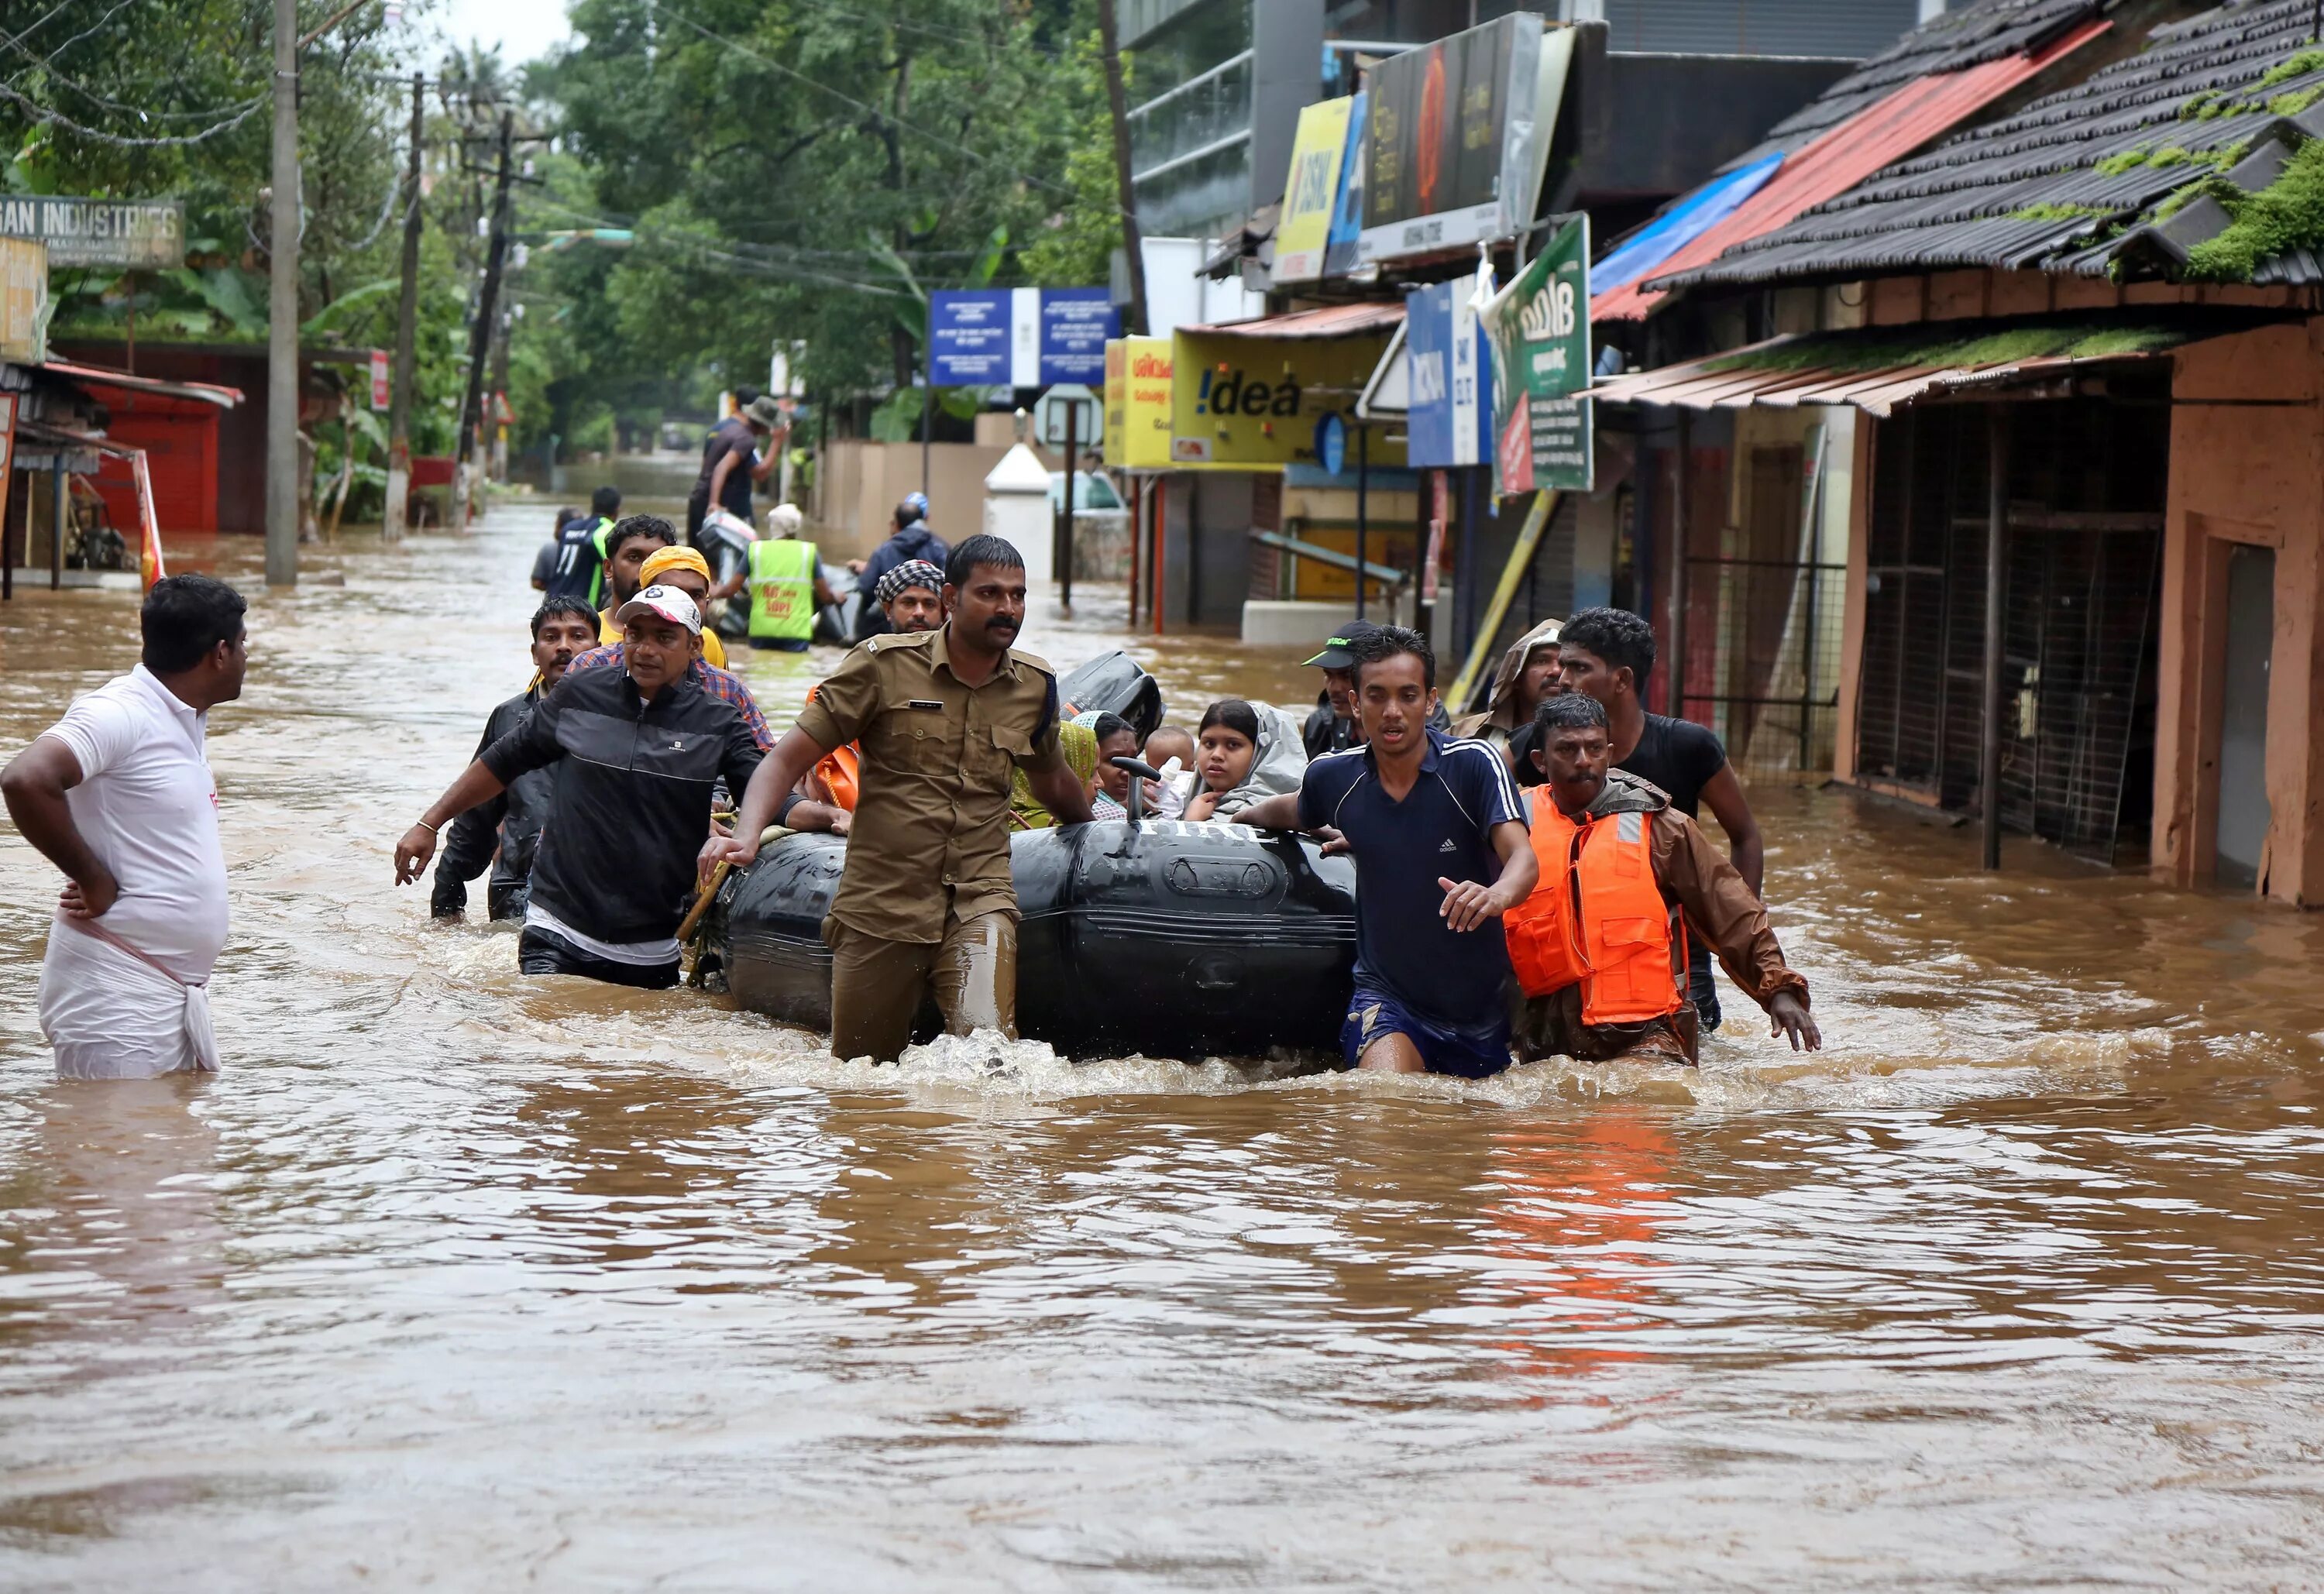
xmin=1590 ymin=152 xmax=1785 ymax=301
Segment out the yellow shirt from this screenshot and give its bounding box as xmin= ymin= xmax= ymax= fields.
xmin=600 ymin=610 xmax=727 ymax=669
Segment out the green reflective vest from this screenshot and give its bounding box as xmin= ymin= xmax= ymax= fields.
xmin=748 ymin=536 xmax=819 ymax=641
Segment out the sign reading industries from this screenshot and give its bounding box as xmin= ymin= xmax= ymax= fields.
xmin=930 ymin=287 xmax=1119 ymax=387
xmin=1274 ymin=97 xmax=1354 ymax=284
xmin=1482 ymin=215 xmax=1592 ymax=493
xmin=1170 ymin=328 xmax=1405 ymax=471
xmin=0 ymin=196 xmax=184 ymax=270
xmin=1404 ymin=277 xmax=1491 ymax=470
xmin=1358 ymin=17 xmax=1575 ymax=268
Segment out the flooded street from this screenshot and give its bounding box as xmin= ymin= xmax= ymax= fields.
xmin=3 ymin=503 xmax=2323 ymax=1588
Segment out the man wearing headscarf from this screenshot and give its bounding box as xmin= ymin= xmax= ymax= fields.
xmin=872 ymin=558 xmax=945 ymax=635
xmin=1454 ymin=617 xmax=1563 ymax=771
xmin=597 ymin=545 xmax=738 ymax=669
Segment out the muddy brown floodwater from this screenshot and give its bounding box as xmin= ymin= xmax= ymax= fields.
xmin=2 ymin=504 xmax=2323 ymax=1589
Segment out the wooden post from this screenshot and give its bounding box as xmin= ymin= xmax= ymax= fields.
xmin=51 ymin=456 xmax=66 ymax=590
xmin=1982 ymin=404 xmax=2009 ymax=871
xmin=265 ymin=0 xmax=299 ymax=587
xmin=1098 ymin=0 xmax=1149 ymax=338
xmin=1355 ymin=424 xmax=1370 ymax=620
xmin=1669 ymin=408 xmax=1692 ymax=718
xmin=1060 ymin=398 xmax=1078 ymax=610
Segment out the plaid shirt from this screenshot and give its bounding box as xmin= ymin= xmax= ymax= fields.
xmin=566 ymin=644 xmax=772 ymax=751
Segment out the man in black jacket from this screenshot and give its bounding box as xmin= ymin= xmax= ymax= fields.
xmin=394 ymin=586 xmax=775 ymax=989
xmin=430 ymin=596 xmax=600 ymax=922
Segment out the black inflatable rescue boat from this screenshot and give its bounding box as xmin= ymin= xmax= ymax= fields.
xmin=708 ymin=821 xmax=1357 ymax=1059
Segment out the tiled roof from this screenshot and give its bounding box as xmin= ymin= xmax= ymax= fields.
xmin=1660 ymin=0 xmax=2324 ymax=290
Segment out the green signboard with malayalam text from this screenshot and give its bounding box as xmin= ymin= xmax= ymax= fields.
xmin=1482 ymin=215 xmax=1592 ymax=495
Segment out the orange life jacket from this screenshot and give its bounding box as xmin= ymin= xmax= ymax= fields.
xmin=803 ymin=684 xmax=861 ymax=811
xmin=813 ymin=743 xmax=861 ymax=811
xmin=1502 ymin=785 xmax=1685 ymax=1023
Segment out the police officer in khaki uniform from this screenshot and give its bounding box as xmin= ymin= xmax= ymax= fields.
xmin=708 ymin=534 xmax=1093 ymax=1060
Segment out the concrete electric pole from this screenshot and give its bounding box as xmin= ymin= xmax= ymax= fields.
xmin=266 ymin=0 xmax=300 ymax=586
xmin=456 ymin=112 xmax=513 ymax=524
xmin=383 ymin=71 xmax=425 ymax=542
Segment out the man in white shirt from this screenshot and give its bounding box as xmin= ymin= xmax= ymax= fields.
xmin=2 ymin=575 xmax=247 ymax=1079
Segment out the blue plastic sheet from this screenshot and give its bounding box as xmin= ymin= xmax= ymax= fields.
xmin=1591 ymin=151 xmax=1786 ymax=299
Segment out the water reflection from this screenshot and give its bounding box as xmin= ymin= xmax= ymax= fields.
xmin=0 ymin=508 xmax=2319 ymax=1585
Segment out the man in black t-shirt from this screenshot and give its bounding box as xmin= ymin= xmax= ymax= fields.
xmin=687 ymin=395 xmax=783 ymax=539
xmin=1555 ymin=606 xmax=1766 ymax=1035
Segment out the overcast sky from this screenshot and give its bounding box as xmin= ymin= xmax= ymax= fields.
xmin=426 ymin=0 xmax=574 ymax=67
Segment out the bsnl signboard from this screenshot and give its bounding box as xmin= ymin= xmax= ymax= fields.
xmin=0 ymin=196 xmax=184 ymax=270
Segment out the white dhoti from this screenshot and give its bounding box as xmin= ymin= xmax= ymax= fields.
xmin=37 ymin=916 xmax=221 ymax=1080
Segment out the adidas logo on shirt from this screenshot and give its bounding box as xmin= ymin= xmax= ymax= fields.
xmin=1439 ymin=838 xmax=1457 ymax=853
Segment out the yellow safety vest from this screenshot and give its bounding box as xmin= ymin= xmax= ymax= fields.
xmin=748 ymin=538 xmax=819 ymax=642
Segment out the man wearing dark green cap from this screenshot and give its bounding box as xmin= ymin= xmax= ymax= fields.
xmin=1300 ymin=620 xmax=1377 ymax=758
xmin=1301 ymin=619 xmax=1449 ymax=757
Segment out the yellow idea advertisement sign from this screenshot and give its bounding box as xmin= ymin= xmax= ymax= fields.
xmin=1168 ymin=328 xmax=1404 ymax=471
xmin=1102 ymin=337 xmax=1175 ymax=469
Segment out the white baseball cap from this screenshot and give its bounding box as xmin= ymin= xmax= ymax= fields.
xmin=615 ymin=583 xmax=703 ymax=636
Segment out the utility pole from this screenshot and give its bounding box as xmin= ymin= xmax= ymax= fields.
xmin=489 ymin=305 xmax=511 ymax=483
xmin=456 ymin=111 xmax=513 ymax=525
xmin=383 ymin=71 xmax=424 ymax=542
xmin=1099 ymin=0 xmax=1149 ymax=337
xmin=266 ymin=0 xmax=300 ymax=586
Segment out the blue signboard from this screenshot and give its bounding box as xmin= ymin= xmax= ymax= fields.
xmin=931 ymin=287 xmax=1119 ymax=387
xmin=1404 ymin=280 xmax=1490 ymax=469
xmin=1315 ymin=413 xmax=1346 ymax=478
xmin=1322 ymin=91 xmax=1367 ymax=280
xmin=1040 ymin=288 xmax=1119 ymax=384
xmin=930 ymin=289 xmax=1014 ymax=386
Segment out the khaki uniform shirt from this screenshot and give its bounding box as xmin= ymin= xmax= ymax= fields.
xmin=796 ymin=624 xmax=1064 ymax=943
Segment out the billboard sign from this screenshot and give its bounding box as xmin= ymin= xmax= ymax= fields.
xmin=1322 ymin=91 xmax=1369 ymax=280
xmin=1357 ymin=17 xmax=1575 ymax=268
xmin=1274 ymin=96 xmax=1355 ymax=283
xmin=1103 ymin=337 xmax=1177 ymax=469
xmin=0 ymin=238 xmax=47 ymax=364
xmin=1404 ymin=277 xmax=1490 ymax=469
xmin=1170 ymin=328 xmax=1404 ymax=471
xmin=931 ymin=287 xmax=1119 ymax=387
xmin=1481 ymin=215 xmax=1592 ymax=493
xmin=0 ymin=195 xmax=184 ymax=270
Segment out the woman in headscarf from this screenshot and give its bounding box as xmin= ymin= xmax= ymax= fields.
xmin=1009 ymin=719 xmax=1103 ymax=830
xmin=1182 ymin=698 xmax=1308 ymax=823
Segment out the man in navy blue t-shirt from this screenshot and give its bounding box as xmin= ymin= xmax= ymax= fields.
xmin=1241 ymin=626 xmax=1536 ymax=1077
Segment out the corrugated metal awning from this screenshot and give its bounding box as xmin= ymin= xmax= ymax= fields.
xmin=1588 ymin=322 xmax=2205 ymax=417
xmin=41 ymin=359 xmax=244 ymax=410
xmin=1181 ymin=301 xmax=1404 ymax=341
xmin=1594 ymin=14 xmax=2111 ymax=321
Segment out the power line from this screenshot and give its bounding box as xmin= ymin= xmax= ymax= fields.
xmin=0 ymin=81 xmax=268 ymax=146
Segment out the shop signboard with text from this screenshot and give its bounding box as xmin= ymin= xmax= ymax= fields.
xmin=931 ymin=287 xmax=1120 ymax=387
xmin=1274 ymin=97 xmax=1355 ymax=284
xmin=1481 ymin=215 xmax=1592 ymax=493
xmin=1103 ymin=338 xmax=1176 ymax=469
xmin=0 ymin=195 xmax=183 ymax=270
xmin=1404 ymin=277 xmax=1490 ymax=469
xmin=1168 ymin=329 xmax=1404 ymax=471
xmin=1356 ymin=16 xmax=1575 ymax=268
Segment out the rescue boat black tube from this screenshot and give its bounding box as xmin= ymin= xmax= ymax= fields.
xmin=715 ymin=821 xmax=1356 ymax=1059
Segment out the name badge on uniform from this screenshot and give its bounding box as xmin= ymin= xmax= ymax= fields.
xmin=906 ymin=699 xmax=945 ymax=711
